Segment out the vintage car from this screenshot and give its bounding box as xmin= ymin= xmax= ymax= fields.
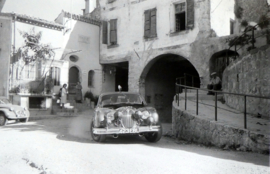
xmin=0 ymin=98 xmax=30 ymax=126
xmin=90 ymin=92 xmax=162 ymax=142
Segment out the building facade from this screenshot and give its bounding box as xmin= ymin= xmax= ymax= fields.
xmin=91 ymin=0 xmax=233 ymax=122
xmin=0 ymin=11 xmax=102 ymax=110
xmin=90 ymin=0 xmax=269 ymax=122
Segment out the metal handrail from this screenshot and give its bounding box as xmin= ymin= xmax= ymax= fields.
xmin=175 ymin=83 xmax=270 ymax=129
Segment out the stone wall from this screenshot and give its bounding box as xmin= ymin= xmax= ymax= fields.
xmin=172 ymin=103 xmax=270 ymax=154
xmin=223 ymin=45 xmax=270 ymax=118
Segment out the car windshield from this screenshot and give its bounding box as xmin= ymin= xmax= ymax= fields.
xmin=99 ymin=93 xmax=144 ymax=107
xmin=0 ymin=98 xmax=10 ymax=104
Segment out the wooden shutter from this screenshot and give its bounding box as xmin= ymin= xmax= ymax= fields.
xmin=144 ymin=10 xmax=150 ymax=38
xmin=102 ymin=21 xmax=108 ymax=44
xmin=110 ymin=19 xmax=117 ymax=44
xmin=186 ymin=0 xmax=194 ymax=29
xmin=150 ymin=9 xmax=157 ymax=37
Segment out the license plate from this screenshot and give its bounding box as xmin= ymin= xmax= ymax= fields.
xmin=119 ymin=128 xmax=139 ymax=133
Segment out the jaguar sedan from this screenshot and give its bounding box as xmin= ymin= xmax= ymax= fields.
xmin=0 ymin=98 xmax=30 ymax=126
xmin=90 ymin=92 xmax=162 ymax=143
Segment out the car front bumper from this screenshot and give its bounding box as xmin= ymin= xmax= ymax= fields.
xmin=93 ymin=125 xmax=160 ymax=135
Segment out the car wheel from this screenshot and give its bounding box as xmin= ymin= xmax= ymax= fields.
xmin=90 ymin=121 xmax=106 ymax=142
xmin=20 ymin=118 xmax=29 ymax=123
xmin=145 ymin=124 xmax=163 ymax=143
xmin=0 ymin=113 xmax=7 ymax=126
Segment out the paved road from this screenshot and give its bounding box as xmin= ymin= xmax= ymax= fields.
xmin=0 ymin=110 xmax=269 ymax=174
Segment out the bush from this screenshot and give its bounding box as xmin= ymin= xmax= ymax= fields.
xmin=84 ymin=91 xmax=94 ymax=101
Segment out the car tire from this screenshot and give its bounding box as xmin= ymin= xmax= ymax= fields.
xmin=20 ymin=118 xmax=29 ymax=123
xmin=145 ymin=124 xmax=163 ymax=143
xmin=0 ymin=113 xmax=7 ymax=126
xmin=90 ymin=121 xmax=106 ymax=142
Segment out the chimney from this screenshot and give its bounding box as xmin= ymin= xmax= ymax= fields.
xmin=85 ymin=0 xmax=90 ymax=14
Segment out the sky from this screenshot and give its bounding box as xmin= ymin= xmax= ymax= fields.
xmin=2 ymin=0 xmax=85 ymax=21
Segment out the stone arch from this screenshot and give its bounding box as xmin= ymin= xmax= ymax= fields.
xmin=139 ymin=53 xmax=200 ymax=123
xmin=209 ymin=49 xmax=239 ymax=79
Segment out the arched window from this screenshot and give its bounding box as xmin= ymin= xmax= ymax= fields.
xmin=88 ymin=70 xmax=94 ymax=87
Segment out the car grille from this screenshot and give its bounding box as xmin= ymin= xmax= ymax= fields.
xmin=121 ymin=109 xmax=135 ymax=128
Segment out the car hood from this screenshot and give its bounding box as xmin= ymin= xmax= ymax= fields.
xmin=97 ymin=106 xmax=156 ymax=113
xmin=0 ymin=104 xmax=24 ymax=110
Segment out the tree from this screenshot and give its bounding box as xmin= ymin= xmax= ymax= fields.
xmin=18 ymin=28 xmax=55 ymax=64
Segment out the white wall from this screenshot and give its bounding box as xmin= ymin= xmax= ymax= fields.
xmin=210 ymin=0 xmax=235 ymax=36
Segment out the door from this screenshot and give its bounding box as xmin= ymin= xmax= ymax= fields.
xmin=69 ymin=66 xmax=79 ymax=94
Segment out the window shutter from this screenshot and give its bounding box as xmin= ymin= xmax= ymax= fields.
xmin=102 ymin=21 xmax=108 ymax=44
xmin=186 ymin=0 xmax=194 ymax=29
xmin=144 ymin=10 xmax=150 ymax=38
xmin=110 ymin=19 xmax=117 ymax=44
xmin=150 ymin=9 xmax=157 ymax=37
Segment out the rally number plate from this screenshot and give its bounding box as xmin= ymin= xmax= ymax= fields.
xmin=119 ymin=128 xmax=139 ymax=133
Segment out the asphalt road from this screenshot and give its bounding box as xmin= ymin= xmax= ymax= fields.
xmin=0 ymin=110 xmax=269 ymax=174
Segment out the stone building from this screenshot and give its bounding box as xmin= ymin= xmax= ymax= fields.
xmin=85 ymin=0 xmax=269 ymax=122
xmin=85 ymin=0 xmax=234 ymax=122
xmin=0 ymin=11 xmax=102 ymax=110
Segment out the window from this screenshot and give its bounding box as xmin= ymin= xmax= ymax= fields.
xmin=230 ymin=19 xmax=235 ymax=35
xmin=172 ymin=0 xmax=194 ymax=33
xmin=110 ymin=19 xmax=117 ymax=45
xmin=24 ymin=63 xmax=36 ymax=80
xmin=175 ymin=3 xmax=186 ymax=32
xmin=102 ymin=21 xmax=108 ymax=44
xmin=50 ymin=67 xmax=60 ymax=86
xmin=144 ymin=8 xmax=157 ymax=38
xmin=88 ymin=70 xmax=94 ymax=87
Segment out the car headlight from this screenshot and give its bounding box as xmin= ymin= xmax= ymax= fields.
xmin=141 ymin=111 xmax=150 ymax=119
xmin=106 ymin=112 xmax=114 ymax=124
xmin=152 ymin=112 xmax=159 ymax=124
xmin=97 ymin=111 xmax=104 ymax=122
xmin=9 ymin=108 xmax=14 ymax=111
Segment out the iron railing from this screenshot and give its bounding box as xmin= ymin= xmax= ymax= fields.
xmin=175 ymin=80 xmax=270 ymax=129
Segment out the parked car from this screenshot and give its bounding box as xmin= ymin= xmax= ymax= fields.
xmin=0 ymin=98 xmax=30 ymax=126
xmin=90 ymin=92 xmax=162 ymax=142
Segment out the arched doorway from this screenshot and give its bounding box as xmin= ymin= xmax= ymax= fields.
xmin=141 ymin=54 xmax=200 ymax=123
xmin=69 ymin=66 xmax=80 ymax=94
xmin=209 ymin=49 xmax=239 ymax=80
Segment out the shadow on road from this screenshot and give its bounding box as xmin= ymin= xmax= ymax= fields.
xmin=1 ymin=110 xmax=269 ymax=167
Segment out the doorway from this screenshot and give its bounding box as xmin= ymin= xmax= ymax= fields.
xmin=69 ymin=66 xmax=79 ymax=94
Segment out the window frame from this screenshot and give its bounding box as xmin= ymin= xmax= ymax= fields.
xmin=144 ymin=8 xmax=157 ymax=39
xmin=174 ymin=2 xmax=186 ymax=32
xmin=50 ymin=67 xmax=61 ymax=86
xmin=23 ymin=62 xmax=36 ymax=80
